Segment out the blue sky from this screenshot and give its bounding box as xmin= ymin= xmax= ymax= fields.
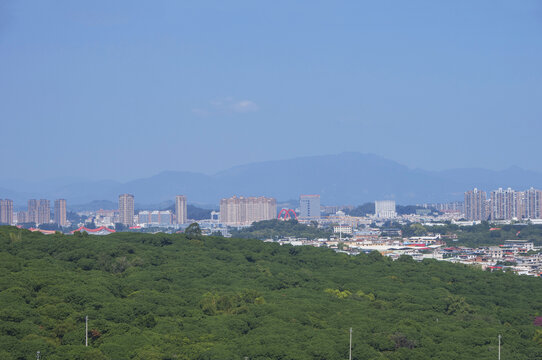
xmin=1 ymin=0 xmax=541 ymax=181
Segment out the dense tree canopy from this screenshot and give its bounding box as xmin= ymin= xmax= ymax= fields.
xmin=0 ymin=225 xmax=541 ymax=359
xmin=230 ymin=219 xmax=331 ymax=240
xmin=345 ymin=203 xmax=375 ymax=217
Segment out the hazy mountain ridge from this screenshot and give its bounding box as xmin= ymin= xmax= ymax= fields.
xmin=2 ymin=153 xmax=542 ymax=206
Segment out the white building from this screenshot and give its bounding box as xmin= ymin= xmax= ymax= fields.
xmin=375 ymin=200 xmax=396 ymax=218
xmin=138 ymin=210 xmax=173 ymax=226
xmin=333 ymin=225 xmax=353 ymax=234
xmin=220 ymin=196 xmax=277 ymax=225
xmin=299 ymin=194 xmax=321 ymax=220
xmin=175 ymin=195 xmax=187 ymax=224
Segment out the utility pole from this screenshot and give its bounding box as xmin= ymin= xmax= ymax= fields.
xmin=498 ymin=334 xmax=501 ymax=360
xmin=349 ymin=327 xmax=352 ymax=360
xmin=85 ymin=315 xmax=88 ymax=347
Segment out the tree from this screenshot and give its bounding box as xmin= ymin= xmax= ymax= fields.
xmin=115 ymin=223 xmax=127 ymax=231
xmin=346 ymin=203 xmax=375 ymax=217
xmin=185 ymin=222 xmax=202 ymax=236
xmin=409 ymin=223 xmax=427 ymax=236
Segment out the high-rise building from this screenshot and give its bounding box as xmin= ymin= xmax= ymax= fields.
xmin=0 ymin=199 xmax=13 ymax=225
xmin=16 ymin=211 xmax=27 ymax=224
xmin=465 ymin=187 xmax=541 ymax=221
xmin=220 ymin=196 xmax=240 ymax=225
xmin=220 ymin=196 xmax=276 ymax=225
xmin=299 ymin=195 xmax=321 ymax=220
xmin=490 ymin=188 xmax=520 ymax=220
xmin=464 ymin=188 xmax=487 ymax=221
xmin=27 ymin=199 xmax=38 ymax=224
xmin=54 ymin=199 xmax=67 ymax=227
xmin=28 ymin=199 xmax=50 ymax=225
xmin=523 ymin=187 xmax=542 ymax=219
xmin=375 ymin=200 xmax=397 ymax=218
xmin=175 ymin=195 xmax=187 ymax=224
xmin=37 ymin=199 xmax=51 ymax=225
xmin=118 ymin=194 xmax=135 ymax=226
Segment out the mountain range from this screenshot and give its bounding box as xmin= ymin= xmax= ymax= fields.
xmin=2 ymin=152 xmax=542 ymax=209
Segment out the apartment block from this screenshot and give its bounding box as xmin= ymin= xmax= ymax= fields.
xmin=220 ymin=196 xmax=276 ymax=225
xmin=175 ymin=195 xmax=187 ymax=224
xmin=0 ymin=199 xmax=13 ymax=225
xmin=464 ymin=188 xmax=487 ymax=221
xmin=118 ymin=194 xmax=135 ymax=226
xmin=54 ymin=199 xmax=67 ymax=227
xmin=138 ymin=210 xmax=172 ymax=225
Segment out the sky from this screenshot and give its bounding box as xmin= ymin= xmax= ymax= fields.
xmin=1 ymin=0 xmax=541 ymax=181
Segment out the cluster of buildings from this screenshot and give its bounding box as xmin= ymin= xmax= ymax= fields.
xmin=0 ymin=198 xmax=67 ymax=227
xmin=117 ymin=194 xmax=187 ymax=227
xmin=1 ymin=186 xmax=542 ymax=234
xmin=422 ymin=201 xmax=464 ymax=214
xmin=271 ymin=230 xmax=542 ymax=276
xmin=295 ymin=196 xmax=396 ymax=220
xmin=437 ymin=240 xmax=541 ymax=276
xmin=82 ymin=193 xmax=401 ymax=231
xmin=465 ymin=187 xmax=542 ymax=221
xmin=3 ymin=189 xmax=542 ymax=276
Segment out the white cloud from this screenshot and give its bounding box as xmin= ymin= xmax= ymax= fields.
xmin=231 ymin=100 xmax=259 ymax=113
xmin=193 ymin=97 xmax=259 ymax=116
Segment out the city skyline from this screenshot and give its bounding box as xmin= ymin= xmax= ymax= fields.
xmin=2 ymin=185 xmax=542 ymax=228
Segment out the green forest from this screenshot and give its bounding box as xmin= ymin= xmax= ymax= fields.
xmin=230 ymin=219 xmax=331 ymax=240
xmin=1 ymin=225 xmax=542 ymax=359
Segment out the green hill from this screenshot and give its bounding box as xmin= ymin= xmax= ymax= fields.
xmin=0 ymin=226 xmax=541 ymax=359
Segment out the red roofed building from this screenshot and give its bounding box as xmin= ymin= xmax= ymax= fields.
xmin=71 ymin=226 xmax=116 ymax=236
xmin=28 ymin=228 xmax=57 ymax=235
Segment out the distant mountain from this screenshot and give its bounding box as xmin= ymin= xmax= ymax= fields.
xmin=68 ymin=200 xmax=118 ymax=212
xmin=434 ymin=166 xmax=542 ymax=192
xmin=2 ymin=152 xmax=542 ymax=207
